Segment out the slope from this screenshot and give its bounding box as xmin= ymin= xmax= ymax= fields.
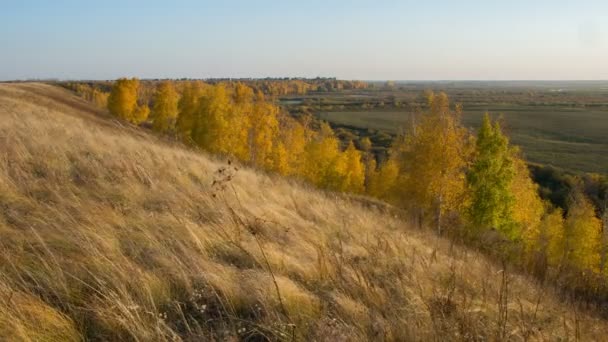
xmin=0 ymin=83 xmax=606 ymax=341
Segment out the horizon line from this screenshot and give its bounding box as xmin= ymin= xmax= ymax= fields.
xmin=2 ymin=78 xmax=608 ymax=83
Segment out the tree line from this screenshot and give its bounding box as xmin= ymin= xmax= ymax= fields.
xmin=207 ymin=78 xmax=368 ymax=96
xmin=107 ymin=78 xmax=367 ymax=192
xmin=76 ymin=78 xmax=607 ymax=298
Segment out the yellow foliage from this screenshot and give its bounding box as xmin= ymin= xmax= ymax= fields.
xmin=301 ymin=123 xmax=344 ymax=190
xmin=107 ymin=78 xmax=149 ymax=124
xmin=67 ymin=82 xmax=109 ymax=108
xmin=176 ymin=81 xmax=206 ymax=140
xmin=565 ymin=190 xmax=602 ymax=273
xmin=341 ymin=141 xmax=366 ymax=193
xmin=248 ymin=100 xmax=278 ymax=168
xmin=511 ymin=149 xmax=545 ymax=248
xmin=234 ymin=82 xmax=254 ymax=104
xmin=192 ymin=84 xmax=232 ymax=154
xmin=391 ymin=92 xmax=472 ymax=232
xmin=542 ymin=207 xmax=566 ymax=267
xmin=278 ymin=118 xmax=307 ymax=175
xmin=367 ymin=157 xmax=400 ymax=201
xmin=150 ymin=81 xmax=179 ymax=133
xmin=271 ymin=141 xmax=290 ymax=175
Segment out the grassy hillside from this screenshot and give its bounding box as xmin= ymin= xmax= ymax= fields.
xmin=1 ymin=83 xmax=607 ymax=341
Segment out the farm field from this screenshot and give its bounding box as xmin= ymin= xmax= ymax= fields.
xmin=302 ymin=82 xmax=608 ymax=174
xmin=319 ymin=106 xmax=608 ymax=174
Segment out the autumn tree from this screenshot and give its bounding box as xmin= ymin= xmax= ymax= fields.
xmin=277 ymin=118 xmax=308 ymax=175
xmin=247 ymin=92 xmax=278 ymax=168
xmin=510 ymin=148 xmax=545 ymax=250
xmin=367 ymin=157 xmax=400 ymax=201
xmin=564 ymin=189 xmax=602 ymax=274
xmin=176 ymin=81 xmax=206 ymax=140
xmin=175 ymin=80 xmax=369 ymax=196
xmin=150 ymin=81 xmax=179 ymax=133
xmin=393 ymin=92 xmax=472 ymax=234
xmin=301 ymin=122 xmax=343 ymax=190
xmin=541 ymin=207 xmax=567 ymax=267
xmin=67 ymin=83 xmax=109 ymax=109
xmin=271 ymin=141 xmax=290 ymax=175
xmin=191 ymin=84 xmax=232 ymax=154
xmin=107 ymin=78 xmax=149 ymax=124
xmin=234 ymin=82 xmax=254 ymax=104
xmin=340 ymin=141 xmax=366 ymax=193
xmin=92 ymin=89 xmax=109 ymax=108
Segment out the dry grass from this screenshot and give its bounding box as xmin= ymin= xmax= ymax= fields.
xmin=0 ymin=82 xmax=607 ymax=341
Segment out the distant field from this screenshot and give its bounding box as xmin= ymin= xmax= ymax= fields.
xmin=319 ymin=105 xmax=608 ymax=174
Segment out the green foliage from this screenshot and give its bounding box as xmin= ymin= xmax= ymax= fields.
xmin=466 ymin=114 xmax=516 ymax=238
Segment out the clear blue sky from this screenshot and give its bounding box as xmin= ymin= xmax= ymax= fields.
xmin=1 ymin=0 xmax=607 ymax=80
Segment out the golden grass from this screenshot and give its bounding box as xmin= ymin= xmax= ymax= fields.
xmin=1 ymin=82 xmax=607 ymax=341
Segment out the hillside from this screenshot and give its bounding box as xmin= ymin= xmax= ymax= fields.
xmin=1 ymin=83 xmax=607 ymax=341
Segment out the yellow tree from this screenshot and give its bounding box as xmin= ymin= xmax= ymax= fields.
xmin=394 ymin=92 xmax=472 ymax=234
xmin=176 ymin=81 xmax=206 ymax=141
xmin=107 ymin=78 xmax=149 ymax=124
xmin=301 ymin=122 xmax=343 ymax=190
xmin=215 ymin=85 xmax=250 ymax=161
xmin=191 ymin=83 xmax=263 ymax=162
xmin=510 ymin=148 xmax=545 ymax=250
xmin=150 ymin=81 xmax=179 ymax=133
xmin=367 ymin=157 xmax=400 ymax=202
xmin=279 ymin=118 xmax=308 ymax=176
xmin=340 ymin=141 xmax=366 ymax=193
xmin=542 ymin=207 xmax=567 ymax=267
xmin=247 ymin=93 xmax=279 ymax=169
xmin=565 ymin=189 xmax=602 ymax=274
xmin=271 ymin=141 xmax=290 ymax=175
xmin=191 ymin=84 xmax=231 ymax=153
xmin=234 ymin=82 xmax=254 ymax=104
xmin=92 ymin=89 xmax=109 ymax=108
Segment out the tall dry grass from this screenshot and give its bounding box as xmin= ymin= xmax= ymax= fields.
xmin=0 ymin=82 xmax=607 ymax=341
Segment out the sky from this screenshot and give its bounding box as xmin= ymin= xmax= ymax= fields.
xmin=1 ymin=0 xmax=607 ymax=80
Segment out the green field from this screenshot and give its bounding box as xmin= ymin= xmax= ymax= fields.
xmin=319 ymin=105 xmax=608 ymax=174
